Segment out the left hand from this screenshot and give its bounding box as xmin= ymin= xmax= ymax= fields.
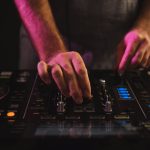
xmin=117 ymin=29 xmax=150 ymax=74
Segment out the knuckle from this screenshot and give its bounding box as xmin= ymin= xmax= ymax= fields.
xmin=56 ymin=53 xmax=64 ymax=60
xmin=63 ymin=63 xmax=71 ymax=70
xmin=77 ymin=67 xmax=87 ymax=75
xmin=51 ymin=67 xmax=60 ymax=77
xmin=71 ymin=51 xmax=80 ymax=58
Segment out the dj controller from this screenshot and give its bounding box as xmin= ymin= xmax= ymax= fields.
xmin=0 ymin=69 xmax=150 ymax=149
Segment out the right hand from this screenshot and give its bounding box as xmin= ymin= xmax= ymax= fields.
xmin=37 ymin=51 xmax=92 ymax=104
xmin=117 ymin=30 xmax=150 ymax=74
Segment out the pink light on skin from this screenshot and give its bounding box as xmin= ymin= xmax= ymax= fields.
xmin=118 ymin=30 xmax=142 ymax=74
xmin=38 ymin=51 xmax=92 ymax=104
xmin=124 ymin=30 xmax=140 ymax=44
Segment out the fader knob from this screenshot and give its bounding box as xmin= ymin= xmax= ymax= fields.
xmin=104 ymin=94 xmax=112 ymax=113
xmin=57 ymin=101 xmax=66 ymax=113
xmin=99 ymin=79 xmax=106 ymax=86
xmin=104 ymin=100 xmax=112 ymax=113
xmin=56 ymin=93 xmax=66 ymax=113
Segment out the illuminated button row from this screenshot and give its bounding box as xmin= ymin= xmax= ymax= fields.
xmin=117 ymin=87 xmax=132 ymax=100
xmin=0 ymin=111 xmax=16 ymax=118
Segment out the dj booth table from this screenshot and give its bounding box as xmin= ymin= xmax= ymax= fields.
xmin=0 ymin=70 xmax=150 ymax=149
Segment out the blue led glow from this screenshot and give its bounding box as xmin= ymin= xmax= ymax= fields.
xmin=118 ymin=90 xmax=129 ymax=94
xmin=117 ymin=87 xmax=133 ymax=100
xmin=120 ymin=96 xmax=132 ymax=99
xmin=119 ymin=94 xmax=130 ymax=97
xmin=117 ymin=87 xmax=128 ymax=91
xmin=118 ymin=92 xmax=129 ymax=95
xmin=147 ymin=104 xmax=150 ymax=108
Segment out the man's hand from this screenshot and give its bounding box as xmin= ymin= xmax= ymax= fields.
xmin=117 ymin=30 xmax=150 ymax=74
xmin=37 ymin=51 xmax=92 ymax=104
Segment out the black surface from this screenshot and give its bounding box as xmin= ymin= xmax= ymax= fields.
xmin=0 ymin=70 xmax=150 ymax=149
xmin=0 ymin=1 xmax=21 ymax=69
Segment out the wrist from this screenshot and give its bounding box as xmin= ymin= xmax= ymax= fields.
xmin=39 ymin=49 xmax=68 ymax=63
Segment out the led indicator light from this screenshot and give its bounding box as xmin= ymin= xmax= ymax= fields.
xmin=117 ymin=88 xmax=128 ymax=91
xmin=118 ymin=91 xmax=129 ymax=94
xmin=120 ymin=96 xmax=132 ymax=99
xmin=119 ymin=93 xmax=130 ymax=96
xmin=7 ymin=112 xmax=15 ymax=117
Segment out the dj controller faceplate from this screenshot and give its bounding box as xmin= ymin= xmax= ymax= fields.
xmin=0 ymin=70 xmax=150 ymax=149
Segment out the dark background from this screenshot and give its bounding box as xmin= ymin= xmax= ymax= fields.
xmin=0 ymin=0 xmax=21 ymax=69
xmin=0 ymin=0 xmax=141 ymax=70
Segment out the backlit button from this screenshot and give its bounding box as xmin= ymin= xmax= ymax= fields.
xmin=120 ymin=96 xmax=132 ymax=100
xmin=118 ymin=91 xmax=129 ymax=94
xmin=119 ymin=93 xmax=130 ymax=96
xmin=7 ymin=112 xmax=15 ymax=117
xmin=117 ymin=88 xmax=128 ymax=91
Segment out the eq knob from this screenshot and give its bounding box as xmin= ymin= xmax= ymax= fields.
xmin=57 ymin=101 xmax=66 ymax=113
xmin=56 ymin=93 xmax=66 ymax=113
xmin=99 ymin=79 xmax=112 ymax=113
xmin=104 ymin=95 xmax=112 ymax=113
xmin=99 ymin=79 xmax=107 ymax=94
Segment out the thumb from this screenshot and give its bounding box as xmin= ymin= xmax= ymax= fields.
xmin=37 ymin=61 xmax=51 ymax=84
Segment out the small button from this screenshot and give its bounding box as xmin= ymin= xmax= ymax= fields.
xmin=119 ymin=93 xmax=130 ymax=96
xmin=7 ymin=112 xmax=15 ymax=117
xmin=117 ymin=87 xmax=128 ymax=91
xmin=118 ymin=91 xmax=129 ymax=94
xmin=120 ymin=96 xmax=132 ymax=100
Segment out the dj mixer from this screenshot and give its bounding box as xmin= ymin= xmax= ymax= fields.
xmin=0 ymin=69 xmax=150 ymax=149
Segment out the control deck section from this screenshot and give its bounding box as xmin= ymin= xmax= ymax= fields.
xmin=0 ymin=70 xmax=150 ymax=140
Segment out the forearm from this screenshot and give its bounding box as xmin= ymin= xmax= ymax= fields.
xmin=14 ymin=0 xmax=66 ymax=62
xmin=133 ymin=0 xmax=150 ymax=35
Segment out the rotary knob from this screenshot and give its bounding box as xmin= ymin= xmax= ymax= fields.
xmin=56 ymin=93 xmax=66 ymax=113
xmin=57 ymin=101 xmax=66 ymax=113
xmin=104 ymin=95 xmax=112 ymax=113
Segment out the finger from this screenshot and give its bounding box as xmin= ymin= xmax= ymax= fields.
xmin=141 ymin=49 xmax=150 ymax=68
xmin=119 ymin=38 xmax=142 ymax=74
xmin=60 ymin=61 xmax=83 ymax=104
xmin=71 ymin=52 xmax=92 ymax=99
xmin=51 ymin=64 xmax=69 ymax=97
xmin=37 ymin=61 xmax=51 ymax=84
xmin=131 ymin=40 xmax=147 ymax=67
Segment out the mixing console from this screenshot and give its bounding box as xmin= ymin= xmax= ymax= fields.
xmin=0 ymin=70 xmax=150 ymax=149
